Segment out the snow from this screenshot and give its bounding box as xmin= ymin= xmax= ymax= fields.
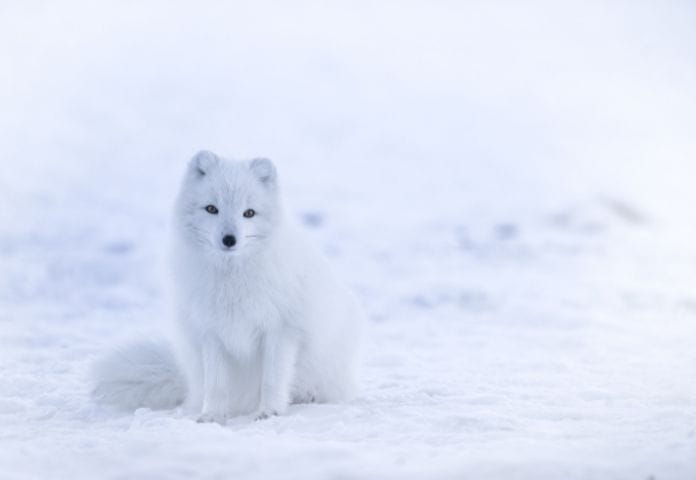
xmin=2 ymin=1 xmax=696 ymax=478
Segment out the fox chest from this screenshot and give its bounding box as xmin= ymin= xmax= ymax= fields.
xmin=199 ymin=283 xmax=285 ymax=357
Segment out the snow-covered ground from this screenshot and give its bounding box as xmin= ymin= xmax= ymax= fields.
xmin=1 ymin=1 xmax=696 ymax=478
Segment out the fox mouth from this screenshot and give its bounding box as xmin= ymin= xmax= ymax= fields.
xmin=213 ymin=235 xmax=267 ymax=255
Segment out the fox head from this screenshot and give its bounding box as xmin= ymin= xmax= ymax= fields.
xmin=174 ymin=150 xmax=281 ymax=259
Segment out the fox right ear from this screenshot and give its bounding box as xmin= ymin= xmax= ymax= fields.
xmin=189 ymin=150 xmax=219 ymax=177
xmin=249 ymin=157 xmax=277 ymax=187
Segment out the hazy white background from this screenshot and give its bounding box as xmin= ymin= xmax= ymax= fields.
xmin=1 ymin=1 xmax=695 ymax=479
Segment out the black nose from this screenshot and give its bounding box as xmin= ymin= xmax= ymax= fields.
xmin=222 ymin=235 xmax=236 ymax=248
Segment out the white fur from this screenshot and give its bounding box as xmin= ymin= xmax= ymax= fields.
xmin=91 ymin=340 xmax=186 ymax=410
xmin=91 ymin=151 xmax=364 ymax=422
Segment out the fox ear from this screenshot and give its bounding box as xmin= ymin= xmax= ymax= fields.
xmin=189 ymin=150 xmax=219 ymax=177
xmin=249 ymin=157 xmax=277 ymax=187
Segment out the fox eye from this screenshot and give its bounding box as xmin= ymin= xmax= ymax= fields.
xmin=243 ymin=209 xmax=256 ymax=218
xmin=205 ymin=205 xmax=218 ymax=214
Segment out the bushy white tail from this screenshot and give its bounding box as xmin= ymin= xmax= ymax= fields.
xmin=91 ymin=340 xmax=186 ymax=410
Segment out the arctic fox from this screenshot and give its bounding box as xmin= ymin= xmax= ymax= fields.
xmin=92 ymin=151 xmax=364 ymax=422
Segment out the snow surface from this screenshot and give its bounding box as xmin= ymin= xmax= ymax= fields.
xmin=2 ymin=1 xmax=696 ymax=478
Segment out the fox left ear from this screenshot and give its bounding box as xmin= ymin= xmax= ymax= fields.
xmin=249 ymin=158 xmax=277 ymax=187
xmin=189 ymin=150 xmax=219 ymax=178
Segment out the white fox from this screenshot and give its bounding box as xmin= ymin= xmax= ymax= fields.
xmin=92 ymin=151 xmax=364 ymax=422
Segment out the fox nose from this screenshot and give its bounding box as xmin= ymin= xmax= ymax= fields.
xmin=222 ymin=235 xmax=236 ymax=248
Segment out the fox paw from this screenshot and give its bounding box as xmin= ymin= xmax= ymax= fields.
xmin=196 ymin=412 xmax=227 ymax=425
xmin=294 ymin=391 xmax=316 ymax=404
xmin=254 ymin=409 xmax=279 ymax=421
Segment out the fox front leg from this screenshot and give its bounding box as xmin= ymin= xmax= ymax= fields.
xmin=197 ymin=337 xmax=232 ymax=424
xmin=255 ymin=329 xmax=299 ymax=420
